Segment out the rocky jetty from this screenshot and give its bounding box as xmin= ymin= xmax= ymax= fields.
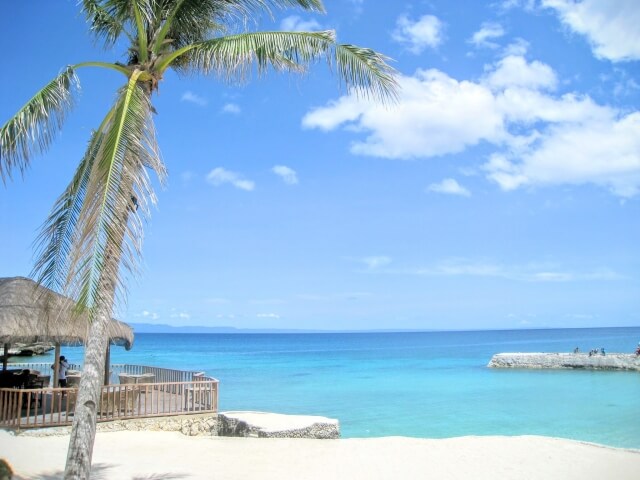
xmin=488 ymin=353 xmax=640 ymax=371
xmin=1 ymin=342 xmax=54 ymax=360
xmin=218 ymin=411 xmax=340 ymax=439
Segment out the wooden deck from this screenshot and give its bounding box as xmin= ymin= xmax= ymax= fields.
xmin=1 ymin=364 xmax=219 ymax=430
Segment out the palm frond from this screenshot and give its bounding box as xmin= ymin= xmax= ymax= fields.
xmin=133 ymin=0 xmax=150 ymax=62
xmin=151 ymin=0 xmax=324 ymax=55
xmin=31 ymin=122 xmax=109 ymax=295
xmin=81 ymin=0 xmax=131 ymax=47
xmin=153 ymin=0 xmax=238 ymax=50
xmin=169 ymin=30 xmax=336 ymax=79
xmin=54 ymin=72 xmax=165 ymax=314
xmin=151 ymin=0 xmax=188 ymax=55
xmin=166 ymin=31 xmax=398 ymax=102
xmin=0 ymin=67 xmax=79 ymax=183
xmin=334 ymin=44 xmax=398 ymax=103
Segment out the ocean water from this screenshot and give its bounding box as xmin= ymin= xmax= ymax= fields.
xmin=67 ymin=327 xmax=640 ymax=448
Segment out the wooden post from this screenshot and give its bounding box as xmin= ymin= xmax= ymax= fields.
xmin=53 ymin=343 xmax=61 ymax=387
xmin=2 ymin=343 xmax=9 ymax=371
xmin=104 ymin=342 xmax=111 ymax=385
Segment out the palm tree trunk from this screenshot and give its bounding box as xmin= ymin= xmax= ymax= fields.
xmin=63 ymin=301 xmax=112 ymax=479
xmin=63 ymin=82 xmax=152 ymax=478
xmin=64 ymin=217 xmax=128 ymax=478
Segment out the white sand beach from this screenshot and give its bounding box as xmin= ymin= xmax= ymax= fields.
xmin=2 ymin=430 xmax=639 ymax=480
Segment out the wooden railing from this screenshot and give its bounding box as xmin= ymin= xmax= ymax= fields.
xmin=0 ymin=379 xmax=218 ymax=430
xmin=3 ymin=362 xmax=82 ymax=383
xmin=6 ymin=363 xmax=207 ymax=386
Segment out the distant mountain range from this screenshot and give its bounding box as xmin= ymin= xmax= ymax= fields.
xmin=129 ymin=322 xmax=331 ymax=334
xmin=129 ymin=322 xmax=580 ymax=334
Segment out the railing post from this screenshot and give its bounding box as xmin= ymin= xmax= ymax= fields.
xmin=16 ymin=390 xmax=23 ymax=430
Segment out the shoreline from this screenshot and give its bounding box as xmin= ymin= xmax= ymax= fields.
xmin=2 ymin=430 xmax=639 ymax=479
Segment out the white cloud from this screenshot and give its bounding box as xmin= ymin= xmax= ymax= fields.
xmin=484 ymin=55 xmax=557 ymax=91
xmin=470 ymin=23 xmax=505 ymax=48
xmin=361 ymin=256 xmax=392 ymax=269
xmin=170 ymin=312 xmax=191 ymax=320
xmin=206 ymin=167 xmax=255 ymax=191
xmin=137 ymin=310 xmax=159 ymax=320
xmin=181 ymin=91 xmax=208 ymax=106
xmin=608 ymin=68 xmax=640 ymax=97
xmin=205 ymin=297 xmax=229 ymax=304
xmin=392 ymin=14 xmax=444 ymax=54
xmin=222 ymin=103 xmax=241 ymax=114
xmin=250 ymin=298 xmax=285 ymax=305
xmin=257 ymin=313 xmax=281 ymax=319
xmin=565 ymin=313 xmax=594 ymax=320
xmin=272 ymin=165 xmax=299 ymax=185
xmin=400 ymin=259 xmax=622 ymax=282
xmin=503 ymin=39 xmax=530 ymax=57
xmin=502 ymin=0 xmax=536 ymax=10
xmin=496 ymin=89 xmax=611 ymax=124
xmin=303 ymin=69 xmax=505 ymax=159
xmin=280 ymin=15 xmax=322 ymax=31
xmin=486 ymin=112 xmax=640 ymax=197
xmin=542 ymin=0 xmax=640 ymax=62
xmin=427 ymin=178 xmax=471 ymax=197
xmin=180 ymin=171 xmax=194 ymax=184
xmin=297 ymin=292 xmax=373 ymax=301
xmin=303 ymin=53 xmax=640 ymax=197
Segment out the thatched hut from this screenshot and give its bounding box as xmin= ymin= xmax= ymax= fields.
xmin=0 ymin=276 xmax=134 ymax=384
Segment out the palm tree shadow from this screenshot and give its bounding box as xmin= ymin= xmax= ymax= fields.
xmin=23 ymin=463 xmax=190 ymax=479
xmin=131 ymin=475 xmax=190 ymax=480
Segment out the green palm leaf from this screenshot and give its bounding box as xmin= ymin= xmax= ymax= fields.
xmin=174 ymin=31 xmax=335 ymax=78
xmin=82 ymin=1 xmax=326 ymax=53
xmin=61 ymin=72 xmax=165 ymax=313
xmin=81 ymin=0 xmax=134 ymax=47
xmin=334 ymin=44 xmax=398 ymax=102
xmin=31 ymin=124 xmax=108 ymax=295
xmin=0 ymin=66 xmax=78 ymax=182
xmin=165 ymin=31 xmax=397 ymax=102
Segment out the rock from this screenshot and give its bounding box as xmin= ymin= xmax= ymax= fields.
xmin=488 ymin=353 xmax=640 ymax=371
xmin=218 ymin=411 xmax=340 ymax=439
xmin=3 ymin=342 xmax=54 ymax=359
xmin=0 ymin=459 xmax=13 ymax=480
xmin=16 ymin=411 xmax=340 ymax=439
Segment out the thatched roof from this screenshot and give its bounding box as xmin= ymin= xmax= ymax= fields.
xmin=0 ymin=276 xmax=134 ymax=350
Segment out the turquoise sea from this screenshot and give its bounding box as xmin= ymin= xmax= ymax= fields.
xmin=68 ymin=327 xmax=639 ymax=448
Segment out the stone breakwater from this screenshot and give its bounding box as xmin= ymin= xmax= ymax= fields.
xmin=488 ymin=353 xmax=640 ymax=371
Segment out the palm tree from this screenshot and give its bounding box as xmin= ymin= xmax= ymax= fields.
xmin=0 ymin=1 xmax=396 ymax=478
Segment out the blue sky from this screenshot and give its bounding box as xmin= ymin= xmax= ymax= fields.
xmin=1 ymin=0 xmax=639 ymax=330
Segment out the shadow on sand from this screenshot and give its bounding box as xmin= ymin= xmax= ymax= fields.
xmin=22 ymin=463 xmax=190 ymax=479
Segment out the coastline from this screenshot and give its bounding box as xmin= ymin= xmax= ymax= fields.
xmin=2 ymin=430 xmax=639 ymax=479
xmin=32 ymin=328 xmax=640 ymax=446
